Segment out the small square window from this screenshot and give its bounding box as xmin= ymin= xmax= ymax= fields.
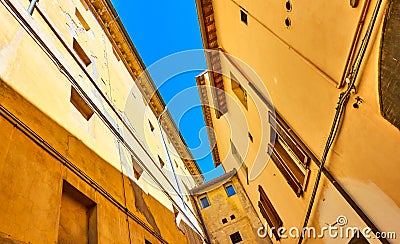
xmin=230 ymin=214 xmax=236 ymax=220
xmin=70 ymin=86 xmax=94 ymax=120
xmin=158 ymin=155 xmax=165 ymax=168
xmin=240 ymin=9 xmax=248 ymax=24
xmin=73 ymin=38 xmax=91 ymax=67
xmin=222 ymin=218 xmax=228 ymax=224
xmin=248 ymin=132 xmax=253 ymax=142
xmin=149 ymin=120 xmax=155 ymax=132
xmin=75 ymin=8 xmax=90 ymax=31
xmin=230 ymin=231 xmax=243 ymax=243
xmin=225 ymin=183 xmax=236 ymax=197
xmin=199 ymin=195 xmax=210 ymax=209
xmin=231 ymin=72 xmax=247 ymax=109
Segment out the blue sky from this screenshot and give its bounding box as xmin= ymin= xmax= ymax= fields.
xmin=111 ymin=0 xmax=224 ymax=181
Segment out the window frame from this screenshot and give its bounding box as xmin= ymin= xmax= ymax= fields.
xmin=240 ymin=9 xmax=248 ymax=25
xmin=268 ymin=111 xmax=310 ymax=197
xmin=230 ymin=231 xmax=243 ymax=244
xmin=224 ymin=182 xmax=236 ymax=197
xmin=258 ymin=185 xmax=282 ymax=241
xmin=199 ymin=195 xmax=210 ymax=209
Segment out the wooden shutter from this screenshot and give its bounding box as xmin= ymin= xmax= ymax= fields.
xmin=258 ymin=185 xmax=282 ymax=240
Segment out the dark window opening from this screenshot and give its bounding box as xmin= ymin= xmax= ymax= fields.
xmin=174 ymin=159 xmax=178 ymax=168
xmin=75 ymin=8 xmax=90 ymax=31
xmin=70 ymin=86 xmax=94 ymax=120
xmin=240 ymin=9 xmax=248 ymax=24
xmin=285 ymin=1 xmax=292 ymax=11
xmin=230 ymin=214 xmax=236 ymax=220
xmin=225 ymin=183 xmax=236 ymax=197
xmin=79 ymin=0 xmax=88 ymax=10
xmin=73 ymin=38 xmax=91 ymax=67
xmin=285 ymin=17 xmax=292 ymax=28
xmin=231 ymin=72 xmax=248 ymax=109
xmin=58 ymin=181 xmax=97 ymax=243
xmin=199 ymin=195 xmax=210 ymax=209
xmin=248 ymin=132 xmax=253 ymax=142
xmin=158 ymin=155 xmax=165 ymax=168
xmin=149 ymin=120 xmax=155 ymax=132
xmin=230 ymin=231 xmax=243 ymax=244
xmin=222 ymin=218 xmax=228 ymax=224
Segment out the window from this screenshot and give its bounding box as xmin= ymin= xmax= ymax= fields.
xmin=224 ymin=183 xmax=236 ymax=197
xmin=79 ymin=0 xmax=89 ymax=10
xmin=230 ymin=214 xmax=236 ymax=220
xmin=199 ymin=195 xmax=210 ymax=209
xmin=231 ymin=72 xmax=247 ymax=109
xmin=258 ymin=185 xmax=282 ymax=240
xmin=248 ymin=132 xmax=253 ymax=142
xmin=230 ymin=231 xmax=243 ymax=243
xmin=222 ymin=218 xmax=228 ymax=224
xmin=349 ymin=230 xmax=369 ymax=244
xmin=73 ymin=38 xmax=91 ymax=67
xmin=70 ymin=86 xmax=94 ymax=120
xmin=58 ymin=181 xmax=97 ymax=243
xmin=268 ymin=111 xmax=310 ymax=197
xmin=75 ymin=8 xmax=90 ymax=31
xmin=240 ymin=9 xmax=248 ymax=25
xmin=149 ymin=120 xmax=155 ymax=132
xmin=158 ymin=155 xmax=165 ymax=168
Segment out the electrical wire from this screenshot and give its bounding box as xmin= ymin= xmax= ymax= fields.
xmin=298 ymin=0 xmax=387 ymax=243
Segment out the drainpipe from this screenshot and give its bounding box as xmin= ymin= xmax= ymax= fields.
xmin=298 ymin=0 xmax=385 ymax=243
xmin=157 ymin=107 xmax=185 ymax=204
xmin=27 ymin=0 xmax=38 ymax=15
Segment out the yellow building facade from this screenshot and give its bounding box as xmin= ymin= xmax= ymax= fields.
xmin=0 ymin=0 xmax=206 ymax=243
xmin=191 ymin=170 xmax=268 ymax=244
xmin=196 ymin=0 xmax=400 ymax=243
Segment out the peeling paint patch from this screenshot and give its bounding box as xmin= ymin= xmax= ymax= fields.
xmin=0 ymin=29 xmax=24 ymax=79
xmin=130 ymin=179 xmax=160 ymax=234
